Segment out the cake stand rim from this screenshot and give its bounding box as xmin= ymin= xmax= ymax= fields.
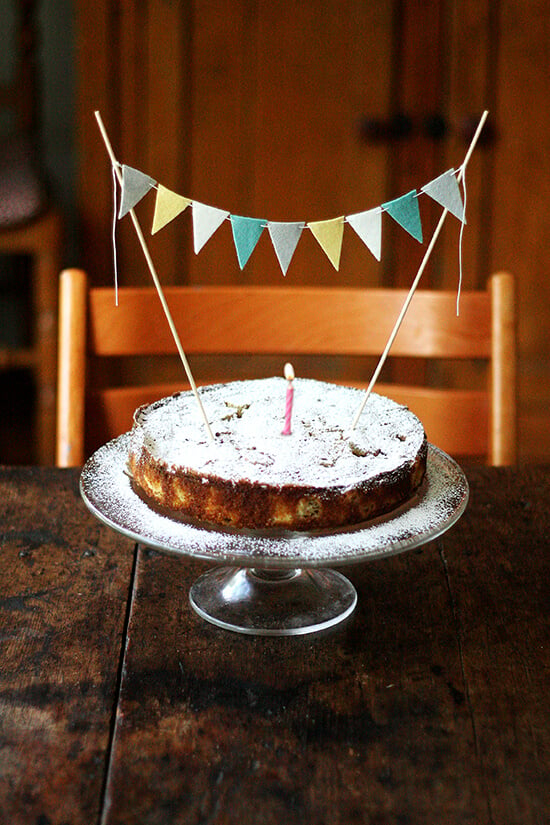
xmin=79 ymin=434 xmax=469 ymax=569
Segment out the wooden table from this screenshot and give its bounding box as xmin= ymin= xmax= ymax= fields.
xmin=1 ymin=464 xmax=548 ymax=824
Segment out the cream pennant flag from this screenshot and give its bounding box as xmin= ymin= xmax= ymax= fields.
xmin=421 ymin=168 xmax=466 ymax=223
xmin=118 ymin=164 xmax=157 ymax=218
xmin=267 ymin=221 xmax=305 ymax=275
xmin=151 ymin=185 xmax=192 ymax=234
xmin=192 ymin=202 xmax=229 ymax=253
xmin=308 ymin=216 xmax=345 ymax=270
xmin=346 ymin=207 xmax=382 ymax=261
xmin=382 ymin=190 xmax=423 ymax=242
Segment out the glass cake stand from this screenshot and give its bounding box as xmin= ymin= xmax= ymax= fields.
xmin=80 ymin=435 xmax=468 ymax=636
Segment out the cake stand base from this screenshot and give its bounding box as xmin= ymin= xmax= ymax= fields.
xmin=189 ymin=566 xmax=358 ymax=636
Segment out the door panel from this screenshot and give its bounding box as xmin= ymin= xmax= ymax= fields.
xmin=74 ymin=0 xmax=550 ymax=459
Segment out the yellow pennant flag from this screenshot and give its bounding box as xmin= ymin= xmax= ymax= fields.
xmin=152 ymin=185 xmax=192 ymax=234
xmin=308 ymin=216 xmax=345 ymax=270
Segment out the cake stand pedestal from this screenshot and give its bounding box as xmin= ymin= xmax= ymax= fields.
xmin=80 ymin=435 xmax=468 ymax=637
xmin=189 ymin=567 xmax=357 ymax=636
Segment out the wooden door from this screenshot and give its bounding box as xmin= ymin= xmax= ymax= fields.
xmin=74 ymin=0 xmax=550 ymax=460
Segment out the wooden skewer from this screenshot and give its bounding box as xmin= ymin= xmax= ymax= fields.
xmin=94 ymin=110 xmax=214 ymax=442
xmin=349 ymin=110 xmax=489 ymax=434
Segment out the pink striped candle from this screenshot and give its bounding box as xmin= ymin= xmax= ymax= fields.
xmin=281 ymin=362 xmax=295 ymax=435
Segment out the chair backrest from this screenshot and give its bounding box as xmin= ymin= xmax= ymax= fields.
xmin=56 ymin=268 xmax=517 ymax=467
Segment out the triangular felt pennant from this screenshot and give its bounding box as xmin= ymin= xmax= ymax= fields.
xmin=230 ymin=215 xmax=266 ymax=269
xmin=267 ymin=221 xmax=305 ymax=275
xmin=308 ymin=216 xmax=345 ymax=270
xmin=118 ymin=165 xmax=157 ymax=218
xmin=192 ymin=202 xmax=229 ymax=253
xmin=346 ymin=207 xmax=382 ymax=261
xmin=382 ymin=190 xmax=423 ymax=243
xmin=421 ymin=168 xmax=466 ymax=223
xmin=151 ymin=185 xmax=192 ymax=234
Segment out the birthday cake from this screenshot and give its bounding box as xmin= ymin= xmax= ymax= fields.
xmin=127 ymin=377 xmax=427 ymax=531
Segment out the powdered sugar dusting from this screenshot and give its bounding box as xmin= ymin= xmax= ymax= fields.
xmin=131 ymin=378 xmax=425 ymax=489
xmin=81 ymin=436 xmax=468 ymax=568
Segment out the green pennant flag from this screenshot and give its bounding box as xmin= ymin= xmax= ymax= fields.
xmin=230 ymin=216 xmax=265 ymax=269
xmin=382 ymin=190 xmax=423 ymax=243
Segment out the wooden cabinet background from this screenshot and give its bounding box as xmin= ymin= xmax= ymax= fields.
xmin=75 ymin=0 xmax=550 ymax=462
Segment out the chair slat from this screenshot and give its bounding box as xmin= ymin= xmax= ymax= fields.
xmin=88 ymin=286 xmax=492 ymax=358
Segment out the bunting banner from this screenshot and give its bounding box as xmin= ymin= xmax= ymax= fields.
xmin=115 ymin=162 xmax=466 ymax=274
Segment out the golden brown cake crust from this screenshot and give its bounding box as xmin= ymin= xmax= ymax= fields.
xmin=127 ymin=378 xmax=427 ymax=531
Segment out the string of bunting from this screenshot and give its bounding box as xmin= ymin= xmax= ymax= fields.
xmin=115 ymin=163 xmax=467 ymax=275
xmin=96 ymin=108 xmax=487 ymax=438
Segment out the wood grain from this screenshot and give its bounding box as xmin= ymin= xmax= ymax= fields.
xmin=0 ymin=467 xmax=136 ymax=825
xmin=489 ymin=0 xmax=550 ymax=459
xmin=100 ymin=465 xmax=550 ymax=824
xmin=0 ymin=464 xmax=548 ymax=822
xmin=56 ymin=268 xmax=87 ymax=467
xmin=87 ymin=284 xmax=492 ymax=358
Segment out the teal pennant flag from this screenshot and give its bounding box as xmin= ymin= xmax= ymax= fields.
xmin=118 ymin=165 xmax=157 ymax=218
xmin=382 ymin=190 xmax=423 ymax=243
xmin=230 ymin=216 xmax=265 ymax=269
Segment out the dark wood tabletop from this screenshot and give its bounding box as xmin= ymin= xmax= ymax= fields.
xmin=1 ymin=463 xmax=548 ymax=824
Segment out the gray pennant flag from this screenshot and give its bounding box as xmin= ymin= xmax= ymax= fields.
xmin=118 ymin=164 xmax=157 ymax=218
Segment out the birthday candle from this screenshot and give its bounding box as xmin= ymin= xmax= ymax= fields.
xmin=281 ymin=362 xmax=295 ymax=435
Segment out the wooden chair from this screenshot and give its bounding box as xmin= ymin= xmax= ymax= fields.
xmin=1 ymin=209 xmax=61 ymax=464
xmin=0 ymin=1 xmax=63 ymax=463
xmin=56 ymin=268 xmax=517 ymax=467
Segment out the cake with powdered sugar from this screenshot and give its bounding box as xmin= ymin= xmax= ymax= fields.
xmin=127 ymin=377 xmax=427 ymax=531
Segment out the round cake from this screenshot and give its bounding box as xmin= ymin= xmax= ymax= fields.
xmin=127 ymin=377 xmax=427 ymax=531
